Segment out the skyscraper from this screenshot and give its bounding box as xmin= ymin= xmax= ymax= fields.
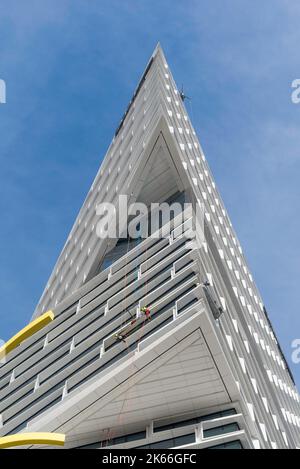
xmin=0 ymin=44 xmax=299 ymax=449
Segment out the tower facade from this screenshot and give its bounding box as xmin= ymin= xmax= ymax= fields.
xmin=0 ymin=45 xmax=299 ymax=449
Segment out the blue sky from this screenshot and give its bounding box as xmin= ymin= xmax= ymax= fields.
xmin=0 ymin=0 xmax=300 ymax=385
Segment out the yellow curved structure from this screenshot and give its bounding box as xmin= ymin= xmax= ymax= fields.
xmin=0 ymin=310 xmax=54 ymax=360
xmin=0 ymin=432 xmax=65 ymax=449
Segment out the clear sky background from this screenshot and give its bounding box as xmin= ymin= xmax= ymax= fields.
xmin=0 ymin=0 xmax=300 ymax=386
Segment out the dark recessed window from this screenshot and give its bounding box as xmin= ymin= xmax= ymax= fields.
xmin=203 ymin=423 xmax=240 ymax=439
xmin=206 ymin=440 xmax=243 ymax=450
xmin=154 ymin=408 xmax=237 ymax=433
xmin=137 ymin=433 xmax=195 ymax=449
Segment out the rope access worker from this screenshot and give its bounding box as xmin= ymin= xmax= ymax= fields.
xmin=115 ymin=333 xmax=126 ymax=343
xmin=141 ymin=306 xmax=151 ymax=321
xmin=115 ymin=308 xmax=151 ymax=344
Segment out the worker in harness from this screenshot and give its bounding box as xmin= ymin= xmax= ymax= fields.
xmin=141 ymin=306 xmax=151 ymax=321
xmin=115 ymin=317 xmax=138 ymax=343
xmin=115 ymin=308 xmax=151 ymax=344
xmin=115 ymin=332 xmax=126 ymax=343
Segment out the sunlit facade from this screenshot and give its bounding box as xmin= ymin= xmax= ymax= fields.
xmin=0 ymin=45 xmax=299 ymax=449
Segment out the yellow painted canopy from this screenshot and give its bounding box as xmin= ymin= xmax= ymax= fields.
xmin=0 ymin=432 xmax=65 ymax=449
xmin=0 ymin=310 xmax=54 ymax=360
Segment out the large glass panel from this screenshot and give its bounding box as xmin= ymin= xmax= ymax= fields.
xmin=206 ymin=440 xmax=243 ymax=449
xmin=137 ymin=433 xmax=195 ymax=449
xmin=78 ymin=430 xmax=147 ymax=449
xmin=203 ymin=423 xmax=240 ymax=438
xmin=154 ymin=408 xmax=237 ymax=432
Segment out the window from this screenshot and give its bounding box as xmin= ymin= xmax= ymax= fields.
xmin=206 ymin=440 xmax=243 ymax=449
xmin=153 ymin=408 xmax=236 ymax=433
xmin=78 ymin=430 xmax=147 ymax=449
xmin=203 ymin=423 xmax=240 ymax=438
xmin=137 ymin=433 xmax=195 ymax=449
